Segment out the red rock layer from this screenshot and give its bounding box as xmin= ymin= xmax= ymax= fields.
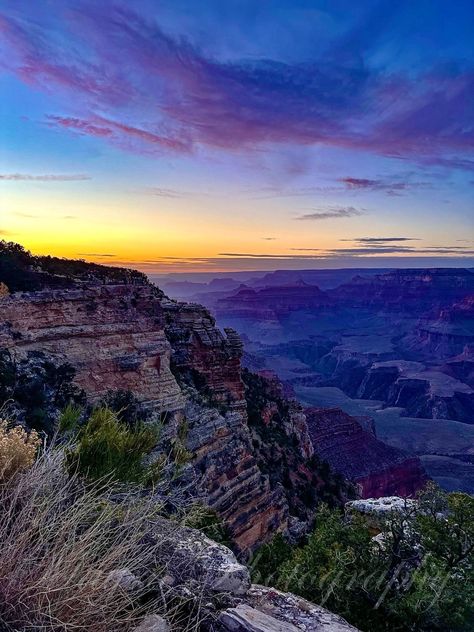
xmin=305 ymin=407 xmax=427 ymax=498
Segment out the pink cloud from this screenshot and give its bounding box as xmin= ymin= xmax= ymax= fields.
xmin=0 ymin=5 xmax=472 ymax=167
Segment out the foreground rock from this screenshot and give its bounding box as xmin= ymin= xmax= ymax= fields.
xmin=142 ymin=520 xmax=360 ymax=631
xmin=218 ymin=586 xmax=360 ymax=631
xmin=133 ymin=615 xmax=170 ymax=632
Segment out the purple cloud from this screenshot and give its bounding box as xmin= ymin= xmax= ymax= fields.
xmin=0 ymin=5 xmax=473 ymax=167
xmin=47 ymin=115 xmax=191 ymax=154
xmin=339 ymin=177 xmax=433 ymax=196
xmin=340 ymin=237 xmax=420 ymax=243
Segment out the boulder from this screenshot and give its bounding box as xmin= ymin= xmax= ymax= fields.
xmin=218 ymin=585 xmax=361 ymax=631
xmin=106 ymin=568 xmax=144 ymax=593
xmin=148 ymin=517 xmax=251 ymax=595
xmin=219 ymin=604 xmax=299 ymax=631
xmin=133 ymin=614 xmax=170 ymax=632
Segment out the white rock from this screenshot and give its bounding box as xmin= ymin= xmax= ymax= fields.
xmin=148 ymin=517 xmax=251 ymax=596
xmin=105 ymin=568 xmax=143 ymax=593
xmin=346 ymin=496 xmax=416 ymax=517
xmin=219 ymin=604 xmax=299 ymax=632
xmin=244 ymin=585 xmax=361 ymax=631
xmin=133 ymin=614 xmax=170 ymax=632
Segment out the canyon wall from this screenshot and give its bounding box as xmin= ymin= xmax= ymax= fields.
xmin=0 ymin=279 xmax=428 ymax=552
xmin=305 ymin=407 xmax=428 ymax=498
xmin=0 ymin=284 xmax=288 ymax=552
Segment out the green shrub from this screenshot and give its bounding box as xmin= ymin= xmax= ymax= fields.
xmin=250 ymin=533 xmax=293 ymax=586
xmin=0 ymin=349 xmax=85 ymax=434
xmin=170 ymin=419 xmax=193 ymax=469
xmin=254 ymin=488 xmax=474 ymax=632
xmin=58 ymin=402 xmax=83 ymax=432
xmin=67 ymin=407 xmax=158 ymax=482
xmin=101 ymin=389 xmax=150 ymax=428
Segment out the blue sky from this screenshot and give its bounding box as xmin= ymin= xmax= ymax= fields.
xmin=0 ymin=0 xmax=473 ymax=272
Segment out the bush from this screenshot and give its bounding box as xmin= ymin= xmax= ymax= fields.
xmin=0 ymin=450 xmax=192 ymax=632
xmin=58 ymin=402 xmax=83 ymax=432
xmin=66 ymin=407 xmax=159 ymax=482
xmin=0 ymin=420 xmax=41 ymax=482
xmin=253 ymin=489 xmax=474 ymax=632
xmin=250 ymin=533 xmax=294 ymax=586
xmin=0 ymin=348 xmax=85 ymax=434
xmin=182 ymin=504 xmax=232 ymax=547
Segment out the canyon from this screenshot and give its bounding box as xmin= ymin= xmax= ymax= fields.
xmin=163 ymin=267 xmax=474 ymax=494
xmin=0 ymin=251 xmax=430 ymax=557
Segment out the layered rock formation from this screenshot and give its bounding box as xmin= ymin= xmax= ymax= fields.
xmin=0 ymin=283 xmax=289 ymax=553
xmin=217 ymin=280 xmax=329 ymax=321
xmin=332 ymin=268 xmax=474 ymax=311
xmin=242 ymin=371 xmax=356 ymax=528
xmin=0 ymin=285 xmax=183 ymax=411
xmin=305 ymin=408 xmax=427 ymax=498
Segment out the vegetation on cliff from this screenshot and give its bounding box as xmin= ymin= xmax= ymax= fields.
xmin=252 ymin=484 xmax=474 ymax=632
xmin=243 ymin=369 xmax=356 ymax=520
xmin=0 ymin=348 xmax=85 ymax=432
xmin=0 ymin=240 xmax=149 ymax=292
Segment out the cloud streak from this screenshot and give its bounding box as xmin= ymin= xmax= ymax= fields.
xmin=340 ymin=237 xmax=420 ymax=244
xmin=338 ymin=177 xmax=431 ymax=195
xmin=0 ymin=173 xmax=90 ymax=181
xmin=295 ymin=206 xmax=363 ymax=221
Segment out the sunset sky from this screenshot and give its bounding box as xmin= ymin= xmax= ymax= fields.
xmin=1 ymin=0 xmax=473 ymax=273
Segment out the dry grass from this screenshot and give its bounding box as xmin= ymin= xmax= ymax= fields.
xmin=0 ymin=449 xmax=200 ymax=632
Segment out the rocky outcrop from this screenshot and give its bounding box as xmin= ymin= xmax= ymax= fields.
xmin=356 ymin=362 xmax=474 ymax=423
xmin=345 ymin=496 xmax=417 ymax=531
xmin=443 ymin=345 xmax=474 ymax=389
xmin=0 ymin=285 xmax=183 ymax=412
xmin=136 ymin=517 xmax=361 ymax=632
xmin=182 ymin=400 xmax=288 ymax=552
xmin=305 ymin=408 xmax=427 ymax=498
xmin=407 ymin=295 xmax=474 ymax=359
xmin=164 ymin=300 xmax=245 ymax=409
xmin=0 ymin=284 xmax=288 ymax=552
xmin=242 ymin=371 xmax=356 ymax=526
xmin=218 ymin=587 xmax=360 ymax=631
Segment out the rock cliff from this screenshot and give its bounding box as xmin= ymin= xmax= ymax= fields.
xmin=0 ymin=283 xmax=291 ymax=553
xmin=305 ymin=408 xmax=427 ymax=498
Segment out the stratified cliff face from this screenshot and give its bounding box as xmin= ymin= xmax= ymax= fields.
xmin=0 ymin=283 xmax=292 ymax=552
xmin=164 ymin=301 xmax=246 ymax=409
xmin=217 ymin=280 xmax=329 ymax=321
xmin=332 ymin=268 xmax=474 ymax=311
xmin=0 ymin=285 xmax=183 ymax=411
xmin=305 ymin=408 xmax=427 ymax=498
xmin=406 ymin=294 xmax=474 ymax=359
xmin=242 ymin=370 xmax=357 ymax=530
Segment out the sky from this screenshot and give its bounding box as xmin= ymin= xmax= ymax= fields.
xmin=0 ymin=0 xmax=473 ymax=274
